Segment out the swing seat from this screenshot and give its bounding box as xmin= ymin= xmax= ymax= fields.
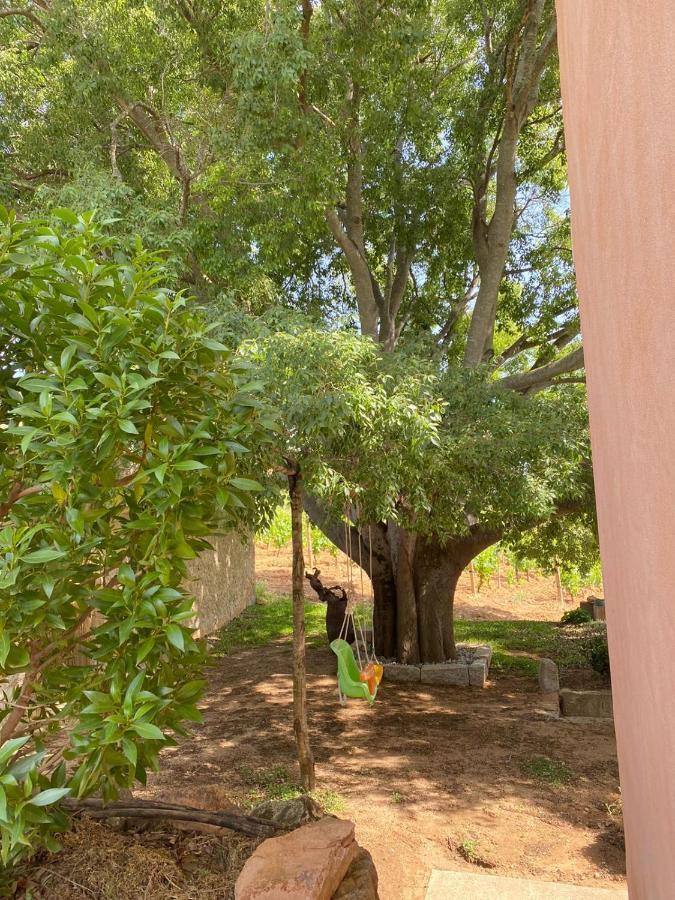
xmin=330 ymin=639 xmax=378 ymax=704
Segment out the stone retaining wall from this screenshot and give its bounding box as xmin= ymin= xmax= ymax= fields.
xmin=383 ymin=645 xmax=492 ymax=688
xmin=186 ymin=532 xmax=256 ymax=637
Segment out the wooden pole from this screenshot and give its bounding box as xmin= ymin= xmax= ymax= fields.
xmin=288 ymin=465 xmax=315 ymax=791
xmin=469 ymin=562 xmax=477 ymax=597
xmin=554 ymin=566 xmax=564 ymax=607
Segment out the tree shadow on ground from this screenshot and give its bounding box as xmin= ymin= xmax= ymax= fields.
xmin=142 ymin=639 xmax=626 ymax=899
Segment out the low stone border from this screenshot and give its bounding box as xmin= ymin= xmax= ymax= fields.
xmin=383 ymin=645 xmax=492 ymax=687
xmin=559 ymin=688 xmax=613 ymax=718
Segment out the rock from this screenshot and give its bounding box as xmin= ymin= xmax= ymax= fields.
xmin=420 ymin=663 xmax=469 ymax=686
xmin=235 ymin=817 xmax=359 ymax=900
xmin=383 ymin=663 xmax=421 ymax=684
xmin=538 ymin=658 xmax=560 ymax=693
xmin=251 ymin=795 xmax=322 ymax=829
xmin=469 ymin=659 xmax=488 ymax=687
xmin=333 ymin=847 xmax=379 ymax=899
xmin=559 ymin=689 xmax=613 ymax=718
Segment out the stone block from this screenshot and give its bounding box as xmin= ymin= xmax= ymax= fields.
xmin=383 ymin=663 xmax=421 ymax=684
xmin=538 ymin=658 xmax=560 ymax=693
xmin=559 ymin=689 xmax=613 ymax=718
xmin=473 ymin=645 xmax=492 ymax=663
xmin=235 ymin=817 xmax=358 ymax=900
xmin=420 ymin=663 xmax=469 ymax=686
xmin=469 ymin=659 xmax=488 ymax=687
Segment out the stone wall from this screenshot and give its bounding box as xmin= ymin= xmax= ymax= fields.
xmin=185 ymin=532 xmax=256 ymax=637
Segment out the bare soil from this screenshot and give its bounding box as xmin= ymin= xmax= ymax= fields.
xmin=16 ymin=548 xmax=619 ymax=899
xmin=137 ymin=638 xmax=624 ymax=900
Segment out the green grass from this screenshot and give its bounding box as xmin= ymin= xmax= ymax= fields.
xmin=211 ymin=595 xmax=326 ymax=656
xmin=212 ymin=595 xmax=601 ymax=674
xmin=237 ymin=764 xmax=346 ymax=814
xmin=522 ymin=756 xmax=574 ymax=785
xmin=455 ymin=618 xmax=602 ymax=674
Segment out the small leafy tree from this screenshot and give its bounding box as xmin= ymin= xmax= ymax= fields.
xmin=0 ymin=209 xmax=273 ymax=865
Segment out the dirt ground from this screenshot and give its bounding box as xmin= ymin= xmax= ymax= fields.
xmin=257 ymin=543 xmax=591 ymax=621
xmin=138 ymin=637 xmax=625 ymax=900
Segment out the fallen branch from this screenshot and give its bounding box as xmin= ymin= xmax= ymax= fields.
xmin=63 ymin=797 xmax=279 ymax=838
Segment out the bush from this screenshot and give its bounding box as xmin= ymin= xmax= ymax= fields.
xmin=588 ymin=635 xmax=611 ymax=677
xmin=560 ymin=607 xmax=593 ymax=626
xmin=0 ymin=208 xmax=273 ymax=865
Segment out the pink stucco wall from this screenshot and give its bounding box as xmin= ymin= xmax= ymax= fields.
xmin=555 ymin=3 xmax=675 ymax=896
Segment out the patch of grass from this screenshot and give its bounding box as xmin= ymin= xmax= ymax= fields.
xmin=211 ymin=596 xmax=325 ymax=656
xmin=390 ymin=791 xmax=405 ymax=804
xmin=236 ymin=765 xmax=345 ymax=814
xmin=455 ymin=618 xmax=605 ymax=671
xmin=522 ymin=756 xmax=574 ymax=785
xmin=459 ymin=837 xmax=480 ymax=864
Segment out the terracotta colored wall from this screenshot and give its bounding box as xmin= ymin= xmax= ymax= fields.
xmin=186 ymin=532 xmax=256 ymax=636
xmin=555 ymin=3 xmax=675 ymax=896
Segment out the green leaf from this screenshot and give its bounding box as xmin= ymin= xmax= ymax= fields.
xmin=136 ymin=637 xmax=155 ymax=664
xmin=118 ymin=419 xmax=139 ymax=435
xmin=23 ymin=548 xmax=66 ymax=564
xmin=131 ymin=722 xmax=165 ymax=741
xmin=229 ymin=477 xmax=264 ymax=492
xmin=0 ymin=633 xmax=10 ymax=668
xmin=166 ymin=624 xmax=184 ymax=651
xmin=30 ymin=787 xmax=71 ymax=807
xmin=202 ymin=338 xmax=228 ymax=352
xmin=0 ymin=737 xmax=30 ymax=769
xmin=174 ymin=460 xmax=207 ymax=471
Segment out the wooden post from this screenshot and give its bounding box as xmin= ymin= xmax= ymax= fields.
xmin=497 ymin=556 xmax=502 ymax=589
xmin=287 ymin=465 xmax=316 ymax=791
xmin=469 ymin=562 xmax=477 ymax=597
xmin=554 ymin=566 xmax=564 ymax=607
xmin=305 ymin=513 xmax=313 ymax=570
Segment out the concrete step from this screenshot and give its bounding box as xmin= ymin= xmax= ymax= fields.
xmin=425 ymin=870 xmax=627 ymax=899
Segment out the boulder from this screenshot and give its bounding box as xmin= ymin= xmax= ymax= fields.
xmin=251 ymin=795 xmax=322 ymax=829
xmin=333 ymin=848 xmax=379 ymax=899
xmin=235 ymin=817 xmax=359 ymax=900
xmin=559 ymin=689 xmax=613 ymax=718
xmin=538 ymin=658 xmax=560 ymax=693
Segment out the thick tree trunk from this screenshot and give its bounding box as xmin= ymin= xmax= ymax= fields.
xmin=287 ymin=467 xmax=315 ymax=792
xmin=303 ymin=494 xmax=500 ymax=664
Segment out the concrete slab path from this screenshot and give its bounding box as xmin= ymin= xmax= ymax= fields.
xmin=425 ymin=870 xmax=628 ymax=899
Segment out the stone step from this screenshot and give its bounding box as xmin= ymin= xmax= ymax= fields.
xmin=425 ymin=870 xmax=627 ymax=899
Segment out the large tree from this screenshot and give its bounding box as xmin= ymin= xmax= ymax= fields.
xmin=0 ymin=0 xmax=591 ymax=662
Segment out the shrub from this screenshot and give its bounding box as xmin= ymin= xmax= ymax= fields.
xmin=588 ymin=635 xmax=611 ymax=677
xmin=560 ymin=607 xmax=593 ymax=626
xmin=0 ymin=208 xmax=273 ymax=865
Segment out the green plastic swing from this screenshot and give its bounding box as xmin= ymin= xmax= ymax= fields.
xmin=330 ymin=639 xmax=378 ymax=705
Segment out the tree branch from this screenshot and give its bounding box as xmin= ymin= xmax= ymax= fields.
xmin=498 ymin=346 xmax=585 ymax=393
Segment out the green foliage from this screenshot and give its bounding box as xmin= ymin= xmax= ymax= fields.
xmin=0 ymin=209 xmax=274 ymax=865
xmin=258 ymin=505 xmax=337 ymax=556
xmin=522 ymin=756 xmax=574 ymax=786
xmin=250 ymin=329 xmax=593 ymax=544
xmin=472 ymin=546 xmax=500 ymax=591
xmin=588 ymin=635 xmax=611 ymax=678
xmin=560 ymin=608 xmax=593 ymax=626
